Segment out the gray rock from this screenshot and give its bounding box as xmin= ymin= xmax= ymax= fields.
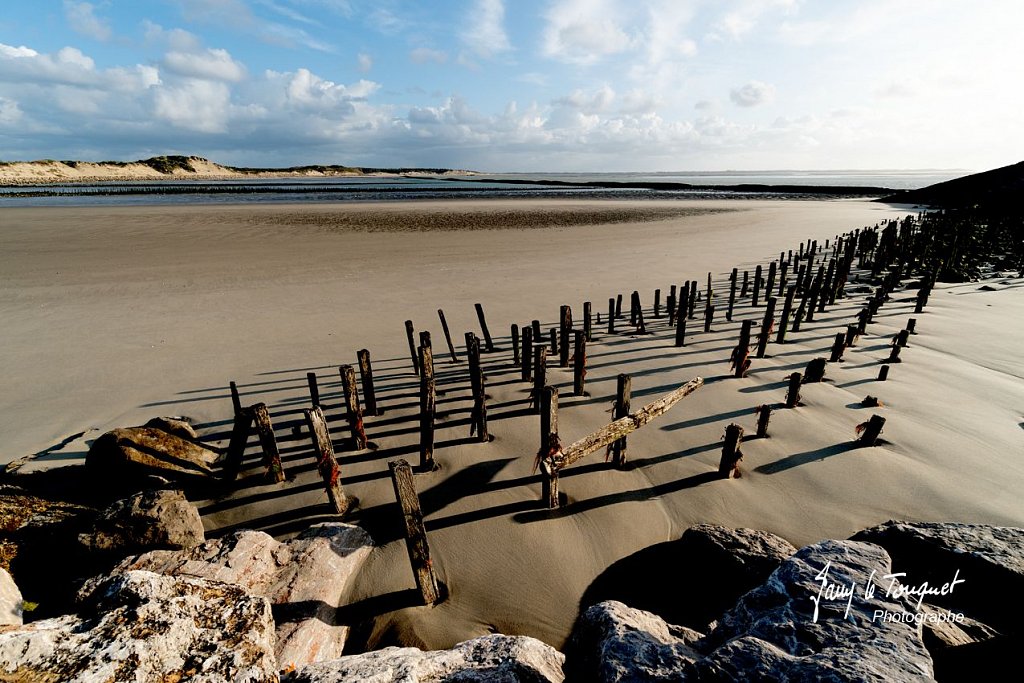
xmin=566 ymin=600 xmax=703 ymax=682
xmin=0 ymin=568 xmax=22 ymax=626
xmin=696 ymin=540 xmax=934 ymax=681
xmin=86 ymin=427 xmax=219 ymax=481
xmin=0 ymin=570 xmax=276 ymax=682
xmin=852 ymin=521 xmax=1024 ymax=634
xmin=290 ymin=634 xmax=565 ymax=682
xmin=144 ymin=416 xmax=198 ymax=440
xmin=103 ymin=522 xmax=373 ymax=669
xmin=79 ymin=489 xmax=205 ymax=554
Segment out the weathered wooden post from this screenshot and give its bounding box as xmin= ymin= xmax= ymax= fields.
xmin=615 ymin=294 xmax=623 ymax=319
xmin=560 ymin=305 xmax=572 ymax=367
xmin=756 ymin=296 xmax=777 ymax=358
xmin=845 ymin=324 xmax=859 ymax=348
xmin=886 ymin=344 xmax=903 ymax=364
xmin=521 ymin=326 xmax=533 ymax=382
xmin=339 ymin=365 xmax=367 ymax=450
xmin=878 ymin=365 xmax=890 ymax=381
xmin=251 ymin=403 xmax=285 ymax=483
xmin=405 ymin=320 xmax=420 ymax=375
xmin=857 ymin=307 xmax=870 ymax=335
xmin=584 ymin=301 xmax=593 ymax=341
xmin=777 ymin=261 xmax=789 ymax=297
xmin=795 ymin=264 xmax=806 ymax=294
xmin=629 ymin=291 xmax=639 ymax=326
xmin=607 ymin=298 xmax=615 ymax=334
xmin=829 ymin=333 xmax=846 ymax=362
xmin=718 ymin=424 xmax=744 ymax=478
xmin=466 ymin=333 xmax=488 ymax=441
xmin=540 ymin=386 xmax=560 ymax=509
xmin=573 ymin=331 xmax=586 ymax=396
xmin=419 ymin=345 xmax=435 ymax=470
xmin=532 ymin=347 xmax=547 ymax=413
xmin=727 ymin=268 xmax=738 ymax=321
xmin=704 ymin=305 xmax=715 ymax=333
xmin=752 ymin=264 xmax=763 ymax=307
xmin=732 ymin=320 xmax=753 ymax=377
xmin=357 ymin=350 xmax=380 ymax=417
xmin=511 ymin=324 xmax=521 ymax=366
xmin=388 ymin=459 xmax=441 ymax=606
xmin=895 ymin=329 xmax=910 ymax=349
xmin=307 ymin=372 xmax=321 ymax=407
xmin=636 ymin=304 xmax=648 ymax=334
xmin=766 ymin=262 xmax=777 ymax=300
xmin=792 ymin=292 xmax=808 ymax=333
xmin=675 ymin=282 xmax=689 ymax=347
xmin=667 ymin=293 xmax=677 ymax=326
xmin=741 ymin=270 xmax=750 ymax=297
xmin=819 ymin=259 xmax=836 ymax=313
xmin=776 ymin=285 xmax=797 ymax=344
xmin=610 ymin=374 xmax=630 ymax=467
xmin=805 ymin=266 xmax=824 ymax=322
xmin=303 ymin=406 xmax=350 ymax=515
xmin=222 ymin=409 xmax=254 ymax=482
xmin=437 ymin=309 xmax=460 ymax=363
xmin=756 ymin=405 xmax=772 ymax=438
xmin=907 ymin=318 xmax=917 ymax=334
xmin=475 ymin=303 xmax=495 ymax=352
xmin=549 ymin=328 xmax=558 ymax=355
xmin=785 ymin=372 xmax=802 ymax=408
xmin=654 ymin=289 xmax=662 ymax=318
xmin=688 ymin=280 xmax=698 ymax=319
xmin=532 ymin=319 xmax=542 ymax=341
xmin=229 ymin=381 xmax=242 ymax=416
xmin=857 ymin=415 xmax=886 ymax=446
xmin=804 ymin=357 xmax=827 ymax=383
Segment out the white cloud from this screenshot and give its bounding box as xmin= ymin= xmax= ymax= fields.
xmin=553 ymin=85 xmax=616 ymax=113
xmin=461 ymin=0 xmax=512 ymax=58
xmin=63 ymin=1 xmax=113 ymax=42
xmin=542 ymin=0 xmax=633 ymax=65
xmin=357 ymin=52 xmax=372 ymax=73
xmin=410 ymin=47 xmax=448 ymax=64
xmin=153 ymin=79 xmax=232 ymax=133
xmin=710 ymin=0 xmax=802 ymax=41
xmin=163 ymin=48 xmax=246 ymax=82
xmin=0 ymin=96 xmax=23 ymax=125
xmin=730 ymin=81 xmax=775 ymax=107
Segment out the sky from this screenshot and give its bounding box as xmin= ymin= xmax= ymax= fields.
xmin=0 ymin=0 xmax=1021 ymax=172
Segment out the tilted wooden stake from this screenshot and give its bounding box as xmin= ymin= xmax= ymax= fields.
xmin=521 ymin=326 xmax=533 ymax=382
xmin=303 ymin=406 xmax=350 ymax=515
xmin=732 ymin=320 xmax=753 ymax=378
xmin=756 ymin=404 xmax=772 ymax=439
xmin=756 ymin=296 xmax=777 ymax=358
xmin=229 ymin=381 xmax=242 ymax=416
xmin=405 ymin=320 xmax=420 ymax=375
xmin=766 ymin=261 xmax=777 ymax=300
xmin=222 ymin=409 xmax=254 ymax=482
xmin=829 ymin=333 xmax=846 ymax=362
xmin=466 ymin=333 xmax=488 ymax=441
xmin=688 ymin=280 xmax=698 ymax=319
xmin=475 ymin=303 xmax=495 ymax=353
xmin=845 ymin=324 xmax=859 ymax=348
xmin=895 ymin=329 xmax=910 ymax=349
xmin=550 ymin=377 xmax=704 ymax=472
xmin=357 ymin=349 xmax=380 ymax=417
xmin=785 ymin=372 xmax=802 ymax=408
xmin=609 ymin=373 xmax=631 ymax=468
xmin=636 ymin=305 xmax=648 ymax=335
xmin=419 ymin=345 xmax=435 ymax=470
xmin=573 ymin=331 xmax=587 ymax=396
xmin=539 ymin=386 xmax=560 ymax=509
xmin=718 ymin=423 xmax=744 ymax=478
xmin=307 ymin=372 xmax=320 ymax=407
xmin=857 ymin=414 xmax=886 ymax=446
xmin=388 ymin=459 xmax=441 ymax=606
xmin=727 ymin=268 xmax=738 ymax=321
xmin=559 ymin=305 xmax=572 ymax=367
xmin=777 ymin=262 xmax=789 ymax=297
xmin=776 ymin=285 xmax=797 ymax=344
xmin=339 ymin=364 xmax=367 ymax=450
xmin=878 ymin=364 xmax=890 ymax=381
xmin=251 ymin=402 xmax=285 ymax=483
xmin=704 ymin=304 xmax=715 ymax=333
xmin=615 ymin=293 xmax=623 ymax=319
xmin=437 ymin=309 xmax=460 ymax=363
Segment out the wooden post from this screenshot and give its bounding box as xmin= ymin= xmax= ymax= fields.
xmin=857 ymin=307 xmax=869 ymax=335
xmin=718 ymin=424 xmax=744 ymax=478
xmin=475 ymin=303 xmax=495 ymax=352
xmin=222 ymin=409 xmax=254 ymax=482
xmin=307 ymin=372 xmax=320 ymax=407
xmin=727 ymin=268 xmax=737 ymax=321
xmin=777 ymin=262 xmax=789 ymax=297
xmin=688 ymin=280 xmax=697 ymax=319
xmin=251 ymin=403 xmax=285 ymax=483
xmin=858 ymin=415 xmax=886 ymax=446
xmin=437 ymin=309 xmax=460 ymax=363
xmin=419 ymin=330 xmax=432 ymax=350
xmin=388 ymin=459 xmax=441 ymax=606
xmin=805 ymin=266 xmax=824 ymax=323
xmin=607 ymin=298 xmax=615 ymax=334
xmin=467 ymin=333 xmax=488 ymax=441
xmin=629 ymin=291 xmax=638 ymax=326
xmin=549 ymin=328 xmax=557 ymax=355
xmin=895 ymin=329 xmax=910 ymax=348
xmin=405 ymin=320 xmax=420 ymax=375
xmin=357 ymin=349 xmax=380 ymax=417
xmin=756 ymin=296 xmax=777 ymax=358
xmin=907 ymin=318 xmax=917 ymax=334
xmin=654 ymin=289 xmax=661 ymax=318
xmin=829 ymin=333 xmax=846 ymax=362
xmin=573 ymin=331 xmax=586 ymax=396
xmin=785 ymin=372 xmax=802 ymax=408
xmin=532 ymin=347 xmax=547 ymax=413
xmin=878 ymin=365 xmax=890 ymax=381
xmin=636 ymin=305 xmax=648 ymax=334
xmin=339 ymin=365 xmax=367 ymax=450
xmin=792 ymin=293 xmax=807 ymax=333
xmin=819 ymin=259 xmax=836 ymax=313
xmin=845 ymin=324 xmax=859 ymax=348
xmin=610 ymin=374 xmax=631 ymax=467
xmin=776 ymin=285 xmax=797 ymax=344
xmin=732 ymin=320 xmax=753 ymax=378
xmin=229 ymin=381 xmax=242 ymax=416
xmin=741 ymin=270 xmax=750 ymax=297
xmin=584 ymin=301 xmax=593 ymax=341
xmin=521 ymin=326 xmax=533 ymax=382
xmin=559 ymin=305 xmax=572 ymax=367
xmin=419 ymin=345 xmax=435 ymax=470
xmin=795 ymin=264 xmax=806 ymax=294
xmin=511 ymin=324 xmax=521 ymax=366
xmin=675 ymin=282 xmax=689 ymax=347
xmin=752 ymin=264 xmax=763 ymax=307
xmin=704 ymin=304 xmax=715 ymax=333
xmin=804 ymin=358 xmax=827 ymax=383
xmin=667 ymin=293 xmax=676 ymax=326
xmin=766 ymin=262 xmax=777 ymax=300
xmin=615 ymin=294 xmax=623 ymax=319
xmin=303 ymin=406 xmax=350 ymax=515
xmin=756 ymin=405 xmax=771 ymax=438
xmin=532 ymin=319 xmax=542 ymax=341
xmin=540 ymin=386 xmax=560 ymax=509
xmin=887 ymin=344 xmax=903 ymax=363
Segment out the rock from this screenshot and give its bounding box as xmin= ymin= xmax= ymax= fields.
xmin=144 ymin=416 xmax=198 ymax=440
xmin=852 ymin=521 xmax=1024 ymax=634
xmin=103 ymin=522 xmax=372 ymax=669
xmin=565 ymin=600 xmax=702 ymax=682
xmin=290 ymin=634 xmax=565 ymax=683
xmin=0 ymin=568 xmax=22 ymax=626
xmin=79 ymin=489 xmax=205 ymax=555
xmin=580 ymin=525 xmax=796 ymax=630
xmin=86 ymin=427 xmax=219 ymax=481
xmin=919 ymin=603 xmax=999 ymax=649
xmin=0 ymin=570 xmax=277 ymax=682
xmin=696 ymin=540 xmax=934 ymax=681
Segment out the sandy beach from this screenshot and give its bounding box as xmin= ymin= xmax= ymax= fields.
xmin=2 ymin=198 xmax=1022 ymax=652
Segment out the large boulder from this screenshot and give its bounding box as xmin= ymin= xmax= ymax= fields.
xmin=0 ymin=570 xmax=277 ymax=682
xmin=565 ymin=600 xmax=703 ymax=682
xmin=144 ymin=416 xmax=198 ymax=440
xmin=103 ymin=522 xmax=372 ymax=669
xmin=0 ymin=568 xmax=22 ymax=626
xmin=79 ymin=489 xmax=205 ymax=555
xmin=290 ymin=634 xmax=565 ymax=683
xmin=696 ymin=540 xmax=934 ymax=681
xmin=580 ymin=524 xmax=796 ymax=630
xmin=86 ymin=427 xmax=219 ymax=481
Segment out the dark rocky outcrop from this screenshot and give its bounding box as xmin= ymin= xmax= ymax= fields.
xmin=79 ymin=489 xmax=205 ymax=555
xmin=882 ymin=161 xmax=1023 ymax=208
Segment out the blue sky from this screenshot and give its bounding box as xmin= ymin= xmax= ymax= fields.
xmin=0 ymin=0 xmax=1021 ymax=171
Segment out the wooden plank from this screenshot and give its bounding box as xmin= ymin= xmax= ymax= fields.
xmin=251 ymin=402 xmax=285 ymax=483
xmin=388 ymin=459 xmax=441 ymax=605
xmin=339 ymin=365 xmax=367 ymax=450
xmin=303 ymin=406 xmax=349 ymax=515
xmin=357 ymin=349 xmax=380 ymax=417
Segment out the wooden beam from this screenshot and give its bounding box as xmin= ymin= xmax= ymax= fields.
xmin=251 ymin=402 xmax=285 ymax=483
xmin=303 ymin=406 xmax=349 ymax=515
xmin=475 ymin=303 xmax=495 ymax=352
xmin=437 ymin=309 xmax=460 ymax=363
xmin=389 ymin=459 xmax=441 ymax=605
xmin=339 ymin=364 xmax=367 ymax=450
xmin=357 ymin=349 xmax=379 ymax=417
